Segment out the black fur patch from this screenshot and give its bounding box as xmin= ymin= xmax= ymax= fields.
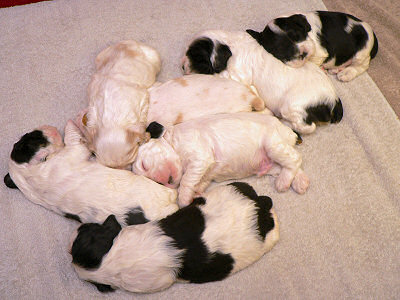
xmin=229 ymin=182 xmax=275 ymax=240
xmin=158 ymin=202 xmax=234 ymax=283
xmin=64 ymin=213 xmax=82 ymax=223
xmin=247 ymin=28 xmax=299 ymax=64
xmin=229 ymin=182 xmax=258 ymax=200
xmin=125 ymin=207 xmax=149 ymax=225
xmin=317 ymin=11 xmax=369 ymax=66
xmin=185 ymin=37 xmax=232 ymax=74
xmin=4 ymin=173 xmax=18 ymax=189
xmin=370 ymin=32 xmax=378 ymax=59
xmin=192 ymin=197 xmax=206 ymax=205
xmin=71 ymin=215 xmax=122 ymax=270
xmin=146 ymin=121 xmax=164 ymax=139
xmin=247 ymin=14 xmax=311 ymax=64
xmin=304 ymin=99 xmax=343 ymax=125
xmin=89 ymin=281 xmax=115 ymax=293
xmin=11 ymin=130 xmax=49 ymax=164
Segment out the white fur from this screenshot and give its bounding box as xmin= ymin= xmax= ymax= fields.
xmin=133 ymin=112 xmax=309 ymax=207
xmin=71 ymin=183 xmax=279 ymax=293
xmin=78 ymin=40 xmax=161 ymax=168
xmin=147 ymin=74 xmax=268 ymax=127
xmin=182 ymin=30 xmax=339 ymax=134
xmin=8 ymin=121 xmax=178 ymax=225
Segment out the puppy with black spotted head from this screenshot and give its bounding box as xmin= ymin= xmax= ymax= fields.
xmin=246 ymin=11 xmax=378 ymax=81
xmin=4 ymin=120 xmax=178 ymax=226
xmin=182 ymin=30 xmax=343 ymax=135
xmin=70 ymin=182 xmax=279 ymax=293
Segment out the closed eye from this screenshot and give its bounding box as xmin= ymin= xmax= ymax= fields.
xmin=142 ymin=161 xmax=148 ymax=172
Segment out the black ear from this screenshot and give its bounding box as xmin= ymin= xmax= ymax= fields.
xmin=103 ymin=215 xmax=122 ymax=234
xmin=146 ymin=121 xmax=164 ymax=139
xmin=4 ymin=173 xmax=18 ymax=189
xmin=246 ymin=29 xmax=261 ymax=41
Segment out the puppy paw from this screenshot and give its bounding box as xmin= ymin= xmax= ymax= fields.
xmin=275 ymin=177 xmax=291 ymax=193
xmin=337 ymin=67 xmax=357 ymax=82
xmin=291 ymin=171 xmax=309 ymax=194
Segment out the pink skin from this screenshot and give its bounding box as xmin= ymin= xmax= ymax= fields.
xmin=152 ymin=161 xmax=181 ymax=188
xmin=37 ymin=125 xmax=63 ymax=147
xmin=256 ymin=155 xmax=273 ymax=177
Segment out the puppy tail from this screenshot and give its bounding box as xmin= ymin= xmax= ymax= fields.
xmin=331 ymin=98 xmax=343 ymax=124
xmin=370 ymin=32 xmax=378 ymax=59
xmin=4 ymin=173 xmax=18 ymax=189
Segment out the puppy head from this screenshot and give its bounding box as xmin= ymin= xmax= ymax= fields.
xmin=182 ymin=37 xmax=232 ymax=75
xmin=93 ymin=127 xmax=150 ymax=169
xmin=70 ymin=215 xmax=122 ymax=270
xmin=132 ymin=138 xmax=182 ymax=189
xmin=10 ymin=125 xmax=64 ymax=166
xmin=247 ymin=14 xmax=314 ymax=68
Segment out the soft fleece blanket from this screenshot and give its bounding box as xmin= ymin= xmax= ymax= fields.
xmin=0 ymin=0 xmax=399 ymax=299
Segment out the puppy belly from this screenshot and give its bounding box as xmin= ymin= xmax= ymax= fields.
xmin=256 ymin=155 xmax=273 ymax=176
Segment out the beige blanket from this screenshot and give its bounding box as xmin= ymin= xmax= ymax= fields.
xmin=1 ymin=0 xmax=399 ymax=299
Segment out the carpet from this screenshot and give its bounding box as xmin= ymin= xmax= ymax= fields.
xmin=1 ymin=0 xmax=399 ymax=299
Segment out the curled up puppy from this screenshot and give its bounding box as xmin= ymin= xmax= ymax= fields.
xmin=4 ymin=120 xmax=178 ymax=226
xmin=182 ymin=30 xmax=343 ymax=135
xmin=77 ymin=40 xmax=161 ymax=169
xmin=70 ymin=182 xmax=279 ymax=293
xmin=134 ymin=112 xmax=309 ymax=207
xmin=246 ymin=11 xmax=378 ymax=81
xmin=147 ymin=74 xmax=267 ymax=128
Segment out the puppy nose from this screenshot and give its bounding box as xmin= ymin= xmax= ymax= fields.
xmin=168 ymin=175 xmax=174 ymax=185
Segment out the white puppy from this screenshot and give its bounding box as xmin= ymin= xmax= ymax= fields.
xmin=78 ymin=40 xmax=161 ymax=169
xmin=70 ymin=182 xmax=279 ymax=293
xmin=247 ymin=11 xmax=378 ymax=81
xmin=4 ymin=120 xmax=178 ymax=226
xmin=147 ymin=74 xmax=266 ymax=128
xmin=182 ymin=30 xmax=343 ymax=134
xmin=133 ymin=112 xmax=309 ymax=207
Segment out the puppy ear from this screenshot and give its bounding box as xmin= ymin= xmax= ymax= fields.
xmin=64 ymin=120 xmax=84 ymax=146
xmin=246 ymin=29 xmax=261 ymax=41
xmin=103 ymin=215 xmax=122 ymax=234
xmin=146 ymin=121 xmax=165 ymax=139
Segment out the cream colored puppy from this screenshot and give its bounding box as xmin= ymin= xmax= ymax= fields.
xmin=5 ymin=120 xmax=178 ymax=226
xmin=80 ymin=40 xmax=161 ymax=169
xmin=133 ymin=112 xmax=309 ymax=207
xmin=147 ymin=74 xmax=266 ymax=127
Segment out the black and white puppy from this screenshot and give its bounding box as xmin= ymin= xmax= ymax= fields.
xmin=246 ymin=11 xmax=378 ymax=81
xmin=4 ymin=120 xmax=178 ymax=226
xmin=70 ymin=182 xmax=279 ymax=293
xmin=182 ymin=30 xmax=343 ymax=134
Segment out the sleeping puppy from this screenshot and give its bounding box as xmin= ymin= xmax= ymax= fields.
xmin=70 ymin=182 xmax=279 ymax=293
xmin=147 ymin=74 xmax=267 ymax=128
xmin=182 ymin=30 xmax=343 ymax=134
xmin=133 ymin=113 xmax=309 ymax=207
xmin=4 ymin=120 xmax=178 ymax=226
xmin=78 ymin=40 xmax=161 ymax=169
xmin=246 ymin=11 xmax=378 ymax=81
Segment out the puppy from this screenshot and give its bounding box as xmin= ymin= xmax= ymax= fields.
xmin=182 ymin=30 xmax=343 ymax=135
xmin=133 ymin=113 xmax=309 ymax=207
xmin=246 ymin=11 xmax=378 ymax=81
xmin=78 ymin=40 xmax=161 ymax=169
xmin=70 ymin=182 xmax=279 ymax=293
xmin=4 ymin=120 xmax=178 ymax=226
xmin=147 ymin=74 xmax=267 ymax=128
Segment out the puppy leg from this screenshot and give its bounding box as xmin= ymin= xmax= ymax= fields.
xmin=265 ymin=141 xmax=303 ymax=193
xmin=280 ymin=111 xmax=317 ymax=135
xmin=178 ymin=160 xmax=213 ymax=207
xmin=337 ymin=56 xmax=371 ymax=82
xmin=291 ymin=168 xmax=310 ymax=194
